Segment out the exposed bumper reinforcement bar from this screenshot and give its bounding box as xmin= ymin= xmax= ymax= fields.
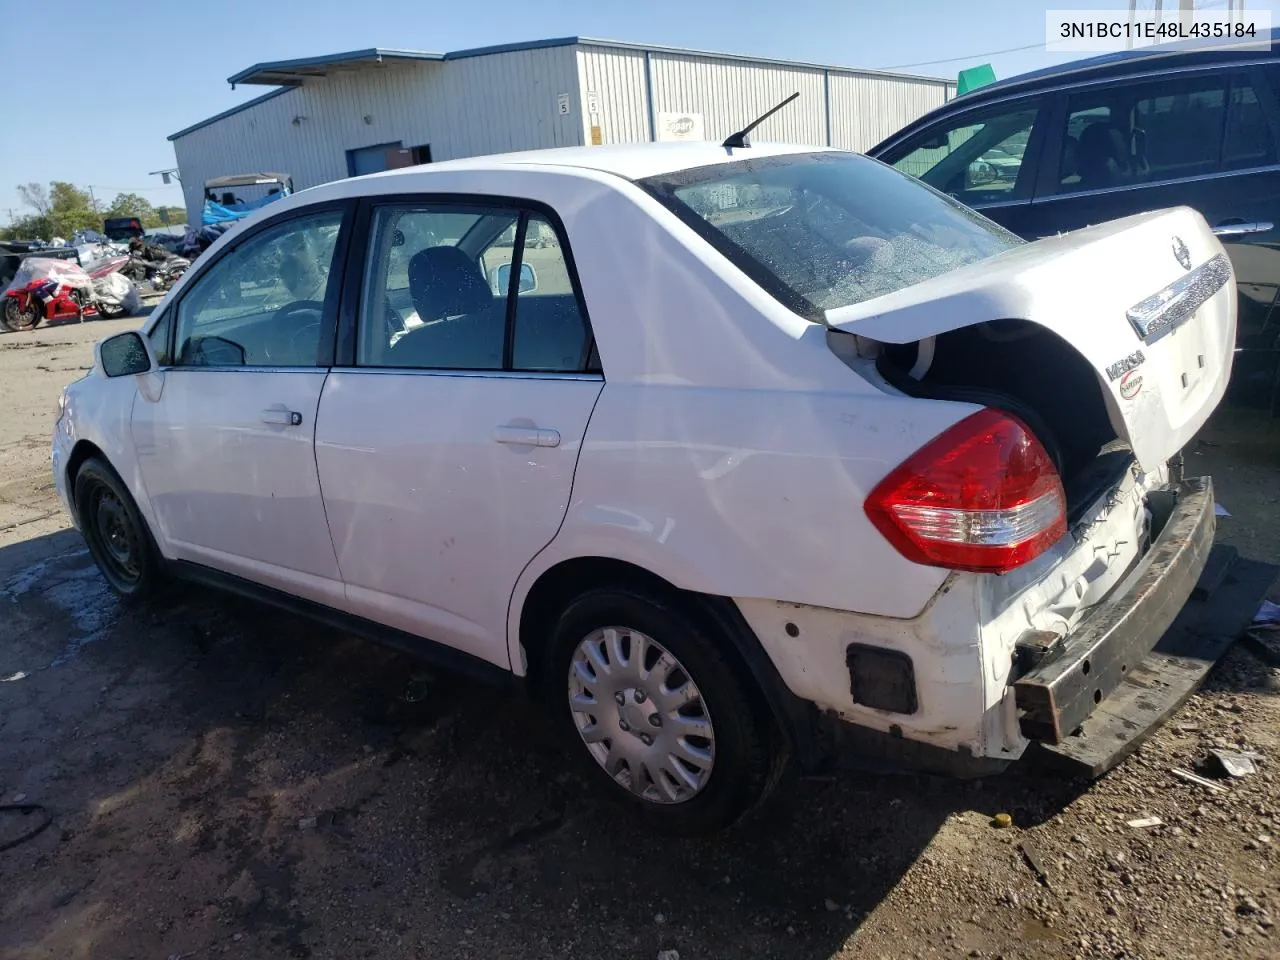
xmin=1014 ymin=477 xmax=1216 ymax=745
xmin=1015 ymin=475 xmax=1280 ymax=778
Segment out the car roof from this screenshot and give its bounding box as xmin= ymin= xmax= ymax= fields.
xmin=346 ymin=141 xmax=833 ymax=186
xmin=952 ymin=27 xmax=1280 ymax=105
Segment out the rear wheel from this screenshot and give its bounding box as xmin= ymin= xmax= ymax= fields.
xmin=2 ymin=295 xmax=41 ymax=332
xmin=545 ymin=586 xmax=778 ymax=834
xmin=73 ymin=458 xmax=164 ymax=602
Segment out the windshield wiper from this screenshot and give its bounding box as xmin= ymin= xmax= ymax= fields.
xmin=722 ymin=92 xmax=801 ymax=149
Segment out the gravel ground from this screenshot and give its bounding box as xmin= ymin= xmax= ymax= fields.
xmin=0 ymin=314 xmax=1277 ymax=960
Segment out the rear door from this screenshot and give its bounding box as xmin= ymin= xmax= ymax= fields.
xmin=1026 ymin=66 xmax=1280 ymax=397
xmin=315 ymin=197 xmax=602 ymax=669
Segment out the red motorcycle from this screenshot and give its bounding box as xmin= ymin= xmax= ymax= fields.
xmin=2 ymin=258 xmax=98 ymax=331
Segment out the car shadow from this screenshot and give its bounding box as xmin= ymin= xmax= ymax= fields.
xmin=0 ymin=532 xmax=1099 ymax=959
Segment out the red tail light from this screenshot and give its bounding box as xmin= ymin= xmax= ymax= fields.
xmin=865 ymin=409 xmax=1067 ymax=574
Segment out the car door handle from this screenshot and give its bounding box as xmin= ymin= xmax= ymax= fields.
xmin=493 ymin=425 xmax=560 ymax=448
xmin=1212 ymin=220 xmax=1273 ymax=237
xmin=261 ymin=408 xmax=303 ymax=426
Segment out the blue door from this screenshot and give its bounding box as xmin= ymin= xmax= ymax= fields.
xmin=346 ymin=142 xmax=403 ymax=177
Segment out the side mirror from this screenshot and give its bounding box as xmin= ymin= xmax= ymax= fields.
xmin=495 ymin=262 xmax=538 ymax=294
xmin=918 ymin=133 xmax=949 ymax=151
xmin=100 ymin=331 xmax=152 ymax=377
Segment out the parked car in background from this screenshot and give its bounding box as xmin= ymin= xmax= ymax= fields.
xmin=55 ymin=142 xmax=1239 ymax=832
xmin=869 ymin=29 xmax=1280 ymax=411
xmin=103 ymin=217 xmax=146 ymax=243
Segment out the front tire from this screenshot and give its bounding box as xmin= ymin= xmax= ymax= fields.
xmin=73 ymin=458 xmax=164 ymax=602
xmin=2 ymin=295 xmax=41 ymax=332
xmin=545 ymin=586 xmax=778 ymax=835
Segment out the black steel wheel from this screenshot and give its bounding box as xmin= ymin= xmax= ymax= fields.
xmin=74 ymin=458 xmax=163 ymax=601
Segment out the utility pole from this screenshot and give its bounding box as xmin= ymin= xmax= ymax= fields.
xmin=87 ymin=185 xmax=98 ymax=214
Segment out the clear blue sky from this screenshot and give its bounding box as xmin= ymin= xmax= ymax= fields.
xmin=0 ymin=0 xmax=1271 ymax=223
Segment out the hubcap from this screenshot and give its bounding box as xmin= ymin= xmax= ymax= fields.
xmin=568 ymin=626 xmax=716 ymax=804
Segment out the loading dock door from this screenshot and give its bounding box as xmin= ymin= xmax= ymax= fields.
xmin=346 ymin=141 xmax=405 ymax=177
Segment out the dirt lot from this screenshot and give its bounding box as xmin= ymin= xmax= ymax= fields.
xmin=1 ymin=315 xmax=1278 ymax=960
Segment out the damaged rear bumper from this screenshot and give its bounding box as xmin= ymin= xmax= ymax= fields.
xmin=1013 ymin=476 xmax=1215 ymax=745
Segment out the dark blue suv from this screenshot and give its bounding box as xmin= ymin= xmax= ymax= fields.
xmin=868 ymin=32 xmax=1280 ymax=411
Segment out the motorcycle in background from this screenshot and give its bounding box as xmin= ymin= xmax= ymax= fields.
xmin=2 ymin=258 xmax=98 ymax=331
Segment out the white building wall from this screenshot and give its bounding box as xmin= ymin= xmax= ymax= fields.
xmin=828 ymin=72 xmax=953 ymax=152
xmin=650 ymin=52 xmax=829 ymax=146
xmin=575 ymin=43 xmax=951 ymax=153
xmin=172 ymin=46 xmax=582 ymax=223
xmin=576 ymin=46 xmax=650 ymax=145
xmin=172 ymin=41 xmax=953 ymax=223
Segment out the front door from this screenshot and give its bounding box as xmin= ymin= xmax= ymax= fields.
xmin=132 ymin=204 xmax=352 ymax=605
xmin=315 ymin=199 xmax=602 ymax=668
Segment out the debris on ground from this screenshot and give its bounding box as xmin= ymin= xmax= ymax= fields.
xmin=1018 ymin=840 xmax=1052 ymax=888
xmin=1126 ymin=816 xmax=1163 ymax=828
xmin=1209 ymin=750 xmax=1260 ymax=778
xmin=1170 ymin=767 xmax=1230 ymax=793
xmin=991 ymin=812 xmax=1012 ymax=828
xmin=657 ymin=950 xmax=680 ymax=960
xmin=1215 ymin=502 xmax=1232 ymax=517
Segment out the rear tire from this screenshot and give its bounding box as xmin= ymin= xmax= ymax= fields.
xmin=543 ymin=586 xmax=778 ymax=835
xmin=73 ymin=458 xmax=165 ymax=603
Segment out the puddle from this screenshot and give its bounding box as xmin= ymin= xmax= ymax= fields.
xmin=2 ymin=548 xmax=88 ymax=600
xmin=2 ymin=549 xmax=120 ymax=666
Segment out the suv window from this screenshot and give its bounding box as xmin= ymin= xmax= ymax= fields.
xmin=1053 ymin=71 xmax=1275 ymax=195
xmin=357 ymin=204 xmax=591 ymax=372
xmin=883 ymin=102 xmax=1043 ymax=205
xmin=173 ymin=210 xmax=343 ymax=368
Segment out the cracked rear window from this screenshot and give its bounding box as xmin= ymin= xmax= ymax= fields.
xmin=640 ymin=152 xmax=1022 ymax=319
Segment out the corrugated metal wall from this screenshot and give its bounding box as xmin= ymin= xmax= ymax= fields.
xmin=172 ymin=47 xmax=582 ymax=223
xmin=576 ymin=43 xmax=951 ymax=152
xmin=828 ymin=72 xmax=952 ymax=152
xmin=172 ymin=41 xmax=954 ymax=222
xmin=651 ymin=53 xmax=828 ymax=145
xmin=576 ymin=47 xmax=650 ymax=144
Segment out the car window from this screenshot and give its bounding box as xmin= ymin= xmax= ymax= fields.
xmin=357 ymin=204 xmax=591 ymax=373
xmin=1053 ymin=72 xmax=1275 ymax=195
xmin=883 ymin=103 xmax=1042 ymax=205
xmin=148 ymin=310 xmax=173 ymax=365
xmin=641 ymin=151 xmax=1023 ymax=317
xmin=173 ymin=210 xmax=342 ymax=368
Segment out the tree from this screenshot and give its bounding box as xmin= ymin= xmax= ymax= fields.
xmin=104 ymin=192 xmax=154 ymax=223
xmin=154 ymin=206 xmax=187 ymax=227
xmin=17 ymin=182 xmax=52 ymax=217
xmin=8 ymin=181 xmax=98 ymax=240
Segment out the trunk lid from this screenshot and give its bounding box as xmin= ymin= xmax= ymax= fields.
xmin=825 ymin=207 xmax=1236 ymax=474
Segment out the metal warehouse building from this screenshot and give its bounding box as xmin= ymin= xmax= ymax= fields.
xmin=168 ymin=37 xmax=954 ymax=223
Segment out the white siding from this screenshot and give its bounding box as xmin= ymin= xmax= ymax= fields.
xmin=171 ymin=40 xmax=954 ymax=222
xmin=829 ymin=72 xmax=953 ymax=152
xmin=172 ymin=47 xmax=582 ymax=223
xmin=574 ymin=43 xmax=951 ymax=154
xmin=576 ymin=47 xmax=650 ymax=144
xmin=650 ymin=52 xmax=828 ymax=146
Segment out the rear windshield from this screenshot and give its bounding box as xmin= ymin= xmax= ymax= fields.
xmin=639 ymin=151 xmax=1022 ymax=319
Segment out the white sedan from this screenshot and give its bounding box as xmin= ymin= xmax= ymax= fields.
xmin=53 ymin=141 xmax=1236 ymax=833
